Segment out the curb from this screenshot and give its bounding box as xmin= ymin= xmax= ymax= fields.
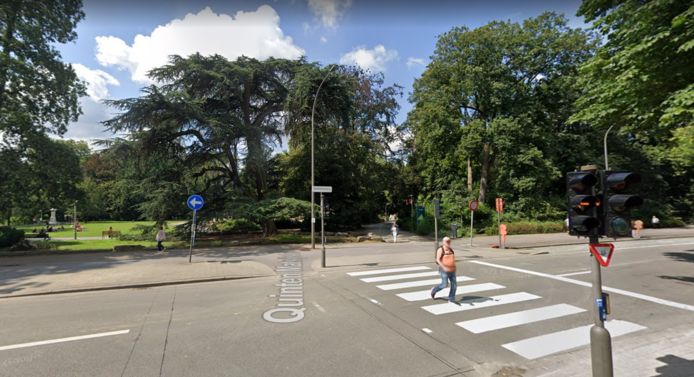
xmin=0 ymin=275 xmax=269 ymax=300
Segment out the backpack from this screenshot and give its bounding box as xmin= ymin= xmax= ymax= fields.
xmin=435 ymin=246 xmax=454 ymax=262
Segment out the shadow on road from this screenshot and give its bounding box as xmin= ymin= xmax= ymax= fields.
xmin=663 ymin=251 xmax=694 ymax=263
xmin=654 ymin=354 xmax=694 ymax=376
xmin=658 ymin=275 xmax=694 ymax=284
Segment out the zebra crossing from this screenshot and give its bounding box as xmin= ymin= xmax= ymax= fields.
xmin=345 ymin=265 xmax=647 ymax=360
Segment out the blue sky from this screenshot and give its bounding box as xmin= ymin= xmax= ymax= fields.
xmin=58 ymin=0 xmax=586 ymax=142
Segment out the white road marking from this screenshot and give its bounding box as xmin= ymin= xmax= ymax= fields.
xmin=312 ymin=302 xmax=326 ymax=313
xmin=347 ymin=266 xmax=430 ymax=276
xmin=376 ymin=276 xmax=475 ymax=291
xmin=422 ymin=328 xmax=433 ymax=334
xmin=456 ymin=304 xmax=586 ymax=334
xmin=557 ymin=270 xmax=591 ymax=277
xmin=361 ymin=271 xmax=440 ymax=283
xmin=469 ymin=260 xmax=694 ymax=312
xmin=0 ymin=330 xmax=130 ymax=351
xmin=368 ymin=298 xmax=382 ymax=305
xmin=396 ymin=283 xmax=505 ymax=302
xmin=421 ymin=292 xmax=541 ymax=315
xmin=502 ymin=320 xmax=646 ymax=360
xmin=617 ymin=242 xmax=694 ymax=250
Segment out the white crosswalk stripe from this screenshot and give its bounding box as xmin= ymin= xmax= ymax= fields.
xmin=376 ymin=276 xmax=475 ymax=291
xmin=347 ymin=266 xmax=431 ymax=277
xmin=456 ymin=304 xmax=585 ymax=333
xmin=360 ymin=271 xmax=440 ymax=283
xmin=396 ymin=283 xmax=505 ymax=302
xmin=422 ymin=292 xmax=541 ymax=315
xmin=501 ymin=320 xmax=646 ymax=359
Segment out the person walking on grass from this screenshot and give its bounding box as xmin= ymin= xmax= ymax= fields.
xmin=431 ymin=236 xmax=457 ymax=304
xmin=156 ymin=226 xmax=167 ymax=251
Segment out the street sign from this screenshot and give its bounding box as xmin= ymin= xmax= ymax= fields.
xmin=186 ymin=195 xmax=204 ymax=211
xmin=469 ymin=200 xmax=479 ymax=212
xmin=589 ymin=243 xmax=615 ymax=267
xmin=495 ymin=197 xmax=504 ymax=213
xmin=312 ymin=186 xmax=332 ymax=193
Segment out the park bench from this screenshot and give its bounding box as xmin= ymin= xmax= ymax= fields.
xmin=102 ymin=230 xmax=122 ymax=239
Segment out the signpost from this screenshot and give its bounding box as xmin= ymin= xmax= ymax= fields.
xmin=313 ymin=186 xmax=332 ymax=267
xmin=589 ymin=244 xmax=615 ymax=267
xmin=433 ymin=199 xmax=440 ymax=251
xmin=469 ymin=200 xmax=478 ymax=246
xmin=186 ymin=194 xmax=204 ymax=263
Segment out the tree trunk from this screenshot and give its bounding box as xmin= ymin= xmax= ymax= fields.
xmin=467 ymin=157 xmax=473 ymax=194
xmin=263 ymin=220 xmax=277 ymax=237
xmin=479 ymin=143 xmax=490 ymax=203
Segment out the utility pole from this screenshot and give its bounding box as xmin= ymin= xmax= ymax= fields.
xmin=73 ymin=201 xmax=77 ymax=241
xmin=311 ymin=64 xmax=336 ymax=249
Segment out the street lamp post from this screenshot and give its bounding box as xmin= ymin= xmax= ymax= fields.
xmin=311 ymin=64 xmax=336 ymax=249
xmin=604 ymin=125 xmax=615 ymax=170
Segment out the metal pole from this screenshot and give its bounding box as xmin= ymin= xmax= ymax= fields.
xmin=589 ymin=234 xmax=613 ymax=376
xmin=311 ymin=64 xmax=336 ymax=249
xmin=321 ymin=193 xmax=326 ymax=268
xmin=73 ymin=201 xmax=77 ymax=240
xmin=434 ymin=215 xmax=439 ymax=251
xmin=188 ymin=210 xmax=197 ymax=263
xmin=470 ymin=210 xmax=474 ymax=247
xmin=604 ymin=125 xmax=614 ymax=171
xmin=497 ymin=207 xmax=502 ymax=249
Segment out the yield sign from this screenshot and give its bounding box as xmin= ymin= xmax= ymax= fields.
xmin=589 ymin=243 xmax=615 ymax=267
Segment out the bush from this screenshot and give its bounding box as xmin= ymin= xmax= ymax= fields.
xmin=0 ymin=226 xmax=25 ymax=248
xmin=484 ymin=221 xmax=564 ymax=235
xmin=213 ymin=218 xmax=262 ymax=234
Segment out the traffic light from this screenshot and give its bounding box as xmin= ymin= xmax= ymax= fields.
xmin=601 ymin=171 xmax=643 ymax=237
xmin=567 ymin=171 xmax=600 ymax=236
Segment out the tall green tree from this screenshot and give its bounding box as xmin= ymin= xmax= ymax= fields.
xmin=281 ymin=65 xmax=405 ymax=227
xmin=0 ymin=0 xmax=85 ymax=137
xmin=408 ymin=13 xmax=594 ymax=217
xmin=573 ymin=0 xmax=693 ymax=219
xmin=104 ymin=54 xmax=300 ymax=224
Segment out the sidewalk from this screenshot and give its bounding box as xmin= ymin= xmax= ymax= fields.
xmin=0 ymin=247 xmax=284 ymax=299
xmin=390 ymin=226 xmax=694 ymax=249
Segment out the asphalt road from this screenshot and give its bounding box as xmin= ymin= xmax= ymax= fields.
xmin=1 ymin=237 xmax=693 ymax=377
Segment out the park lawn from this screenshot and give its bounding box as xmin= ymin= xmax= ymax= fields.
xmin=19 ymin=221 xmax=184 ymax=238
xmin=48 ymin=239 xmax=187 ymax=252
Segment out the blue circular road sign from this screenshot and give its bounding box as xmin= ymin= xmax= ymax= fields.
xmin=186 ymin=195 xmax=204 ymax=211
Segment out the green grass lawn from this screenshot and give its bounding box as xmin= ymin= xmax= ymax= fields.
xmin=18 ymin=221 xmax=184 ymax=238
xmin=45 ymin=239 xmax=188 ymax=251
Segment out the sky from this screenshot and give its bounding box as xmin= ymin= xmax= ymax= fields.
xmin=57 ymin=0 xmax=587 ymax=144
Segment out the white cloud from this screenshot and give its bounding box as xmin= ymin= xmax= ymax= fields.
xmin=339 ymin=45 xmax=399 ymax=73
xmin=95 ymin=6 xmax=304 ymax=83
xmin=72 ymin=63 xmax=120 ymax=102
xmin=406 ymin=57 xmax=426 ymax=69
xmin=320 ymin=36 xmax=328 ymax=43
xmin=308 ymin=0 xmax=352 ymax=28
xmin=61 ymin=98 xmax=116 ymax=142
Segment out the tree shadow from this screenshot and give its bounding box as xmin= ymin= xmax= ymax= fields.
xmin=659 ymin=275 xmax=694 ymax=284
xmin=663 ymin=251 xmax=694 ymax=263
xmin=653 ymin=354 xmax=694 ymax=376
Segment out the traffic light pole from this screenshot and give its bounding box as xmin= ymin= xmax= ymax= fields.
xmin=589 ymin=234 xmax=613 ymax=377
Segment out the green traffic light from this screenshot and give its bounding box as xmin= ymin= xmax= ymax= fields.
xmin=610 ymin=217 xmax=630 ymax=236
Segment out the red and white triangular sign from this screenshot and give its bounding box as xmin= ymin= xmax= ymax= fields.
xmin=589 ymin=243 xmax=615 ymax=267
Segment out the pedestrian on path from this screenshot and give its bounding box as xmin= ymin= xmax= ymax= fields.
xmin=391 ymin=222 xmax=399 ymax=243
xmin=156 ymin=226 xmax=167 ymax=251
xmin=651 ymin=215 xmax=660 ymax=228
xmin=431 ymin=237 xmax=457 ymax=303
xmin=633 ymin=219 xmax=644 ymax=239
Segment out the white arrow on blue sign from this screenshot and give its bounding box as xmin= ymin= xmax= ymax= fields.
xmin=187 ymin=195 xmax=204 ymax=211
